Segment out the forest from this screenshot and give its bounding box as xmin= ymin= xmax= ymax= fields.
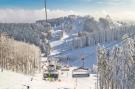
xmin=0 ymin=33 xmax=41 ymax=75
xmin=97 ymin=35 xmax=135 ymax=89
xmin=0 ymin=22 xmax=51 ymax=53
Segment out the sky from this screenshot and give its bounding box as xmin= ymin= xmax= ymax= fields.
xmin=0 ymin=0 xmax=135 ymax=23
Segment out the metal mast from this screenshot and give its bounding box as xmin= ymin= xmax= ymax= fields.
xmin=44 ymin=0 xmax=48 ymax=22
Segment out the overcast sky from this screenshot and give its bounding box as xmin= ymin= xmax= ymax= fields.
xmin=0 ymin=0 xmax=135 ymax=23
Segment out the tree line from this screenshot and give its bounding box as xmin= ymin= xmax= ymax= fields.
xmin=0 ymin=22 xmax=52 ymax=53
xmin=66 ymin=25 xmax=135 ymax=50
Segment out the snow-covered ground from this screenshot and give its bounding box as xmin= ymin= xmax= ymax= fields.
xmin=0 ymin=69 xmax=97 ymax=89
xmin=50 ymin=38 xmax=118 ymax=68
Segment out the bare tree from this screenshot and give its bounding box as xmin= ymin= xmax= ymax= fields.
xmin=0 ymin=33 xmax=41 ymax=75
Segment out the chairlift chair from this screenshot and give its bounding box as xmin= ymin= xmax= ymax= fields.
xmin=43 ymin=70 xmax=59 ymax=80
xmin=61 ymin=66 xmax=70 ymax=71
xmin=43 ymin=63 xmax=59 ymax=80
xmin=72 ymin=67 xmax=90 ymax=78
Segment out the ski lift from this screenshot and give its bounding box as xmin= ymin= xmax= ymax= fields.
xmin=72 ymin=67 xmax=90 ymax=78
xmin=43 ymin=58 xmax=59 ymax=80
xmin=43 ymin=70 xmax=59 ymax=80
xmin=43 ymin=64 xmax=59 ymax=80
